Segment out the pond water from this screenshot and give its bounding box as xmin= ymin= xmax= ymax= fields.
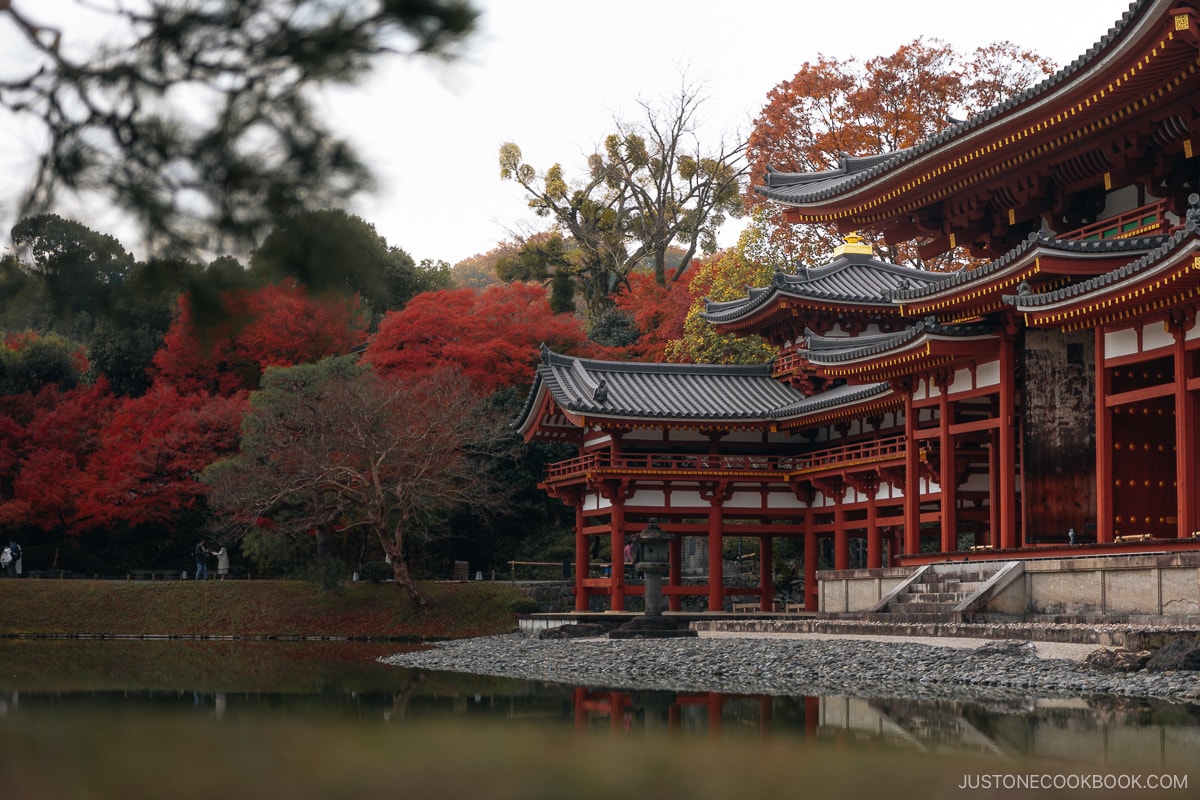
xmin=0 ymin=640 xmax=1196 ymax=799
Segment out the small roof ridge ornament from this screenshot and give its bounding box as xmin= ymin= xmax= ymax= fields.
xmin=833 ymin=232 xmax=873 ymax=257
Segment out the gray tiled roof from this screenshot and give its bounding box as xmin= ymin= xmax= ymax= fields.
xmin=703 ymin=253 xmax=941 ymax=323
xmin=799 ymin=320 xmax=995 ymax=364
xmin=1004 ymin=218 xmax=1200 ymax=310
xmin=514 ymin=348 xmax=893 ymax=428
xmin=889 ymin=231 xmax=1166 ymax=301
xmin=755 ymin=0 xmax=1148 ymax=206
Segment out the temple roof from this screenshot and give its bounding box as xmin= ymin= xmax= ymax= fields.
xmin=889 ymin=232 xmax=1168 ymax=302
xmin=1003 ymin=214 xmax=1200 ymax=328
xmin=749 ymin=0 xmax=1200 ymax=263
xmin=513 ymin=347 xmax=893 ymax=436
xmin=703 ymin=251 xmax=941 ymax=325
xmin=799 ymin=320 xmax=995 ymax=365
xmin=755 ymin=0 xmax=1150 ymax=209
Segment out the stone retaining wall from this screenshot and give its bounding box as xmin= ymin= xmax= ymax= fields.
xmin=817 ymin=552 xmax=1200 ymax=619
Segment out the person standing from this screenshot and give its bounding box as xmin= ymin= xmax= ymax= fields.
xmin=194 ymin=538 xmax=209 ymax=580
xmin=8 ymin=540 xmax=21 ymax=578
xmin=214 ymin=545 xmax=229 ymax=580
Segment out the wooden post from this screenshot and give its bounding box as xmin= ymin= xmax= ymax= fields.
xmin=1094 ymin=327 xmax=1114 ymax=543
xmin=759 ymin=535 xmax=773 ymax=611
xmin=804 ymin=511 xmax=818 ymax=612
xmin=866 ymin=479 xmax=881 ymax=569
xmin=610 ymin=493 xmax=625 ymax=611
xmin=1173 ymin=320 xmax=1196 ymax=537
xmin=707 ymin=498 xmax=723 ymax=611
xmin=999 ymin=332 xmax=1019 ymax=548
xmin=904 ymin=389 xmax=921 ymax=555
xmin=939 ymin=372 xmax=957 ymax=554
xmin=668 ymin=531 xmax=682 ymax=612
xmin=574 ymin=500 xmax=588 ymax=612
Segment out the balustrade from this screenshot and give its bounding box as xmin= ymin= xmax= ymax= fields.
xmin=543 ymin=435 xmax=907 ymax=483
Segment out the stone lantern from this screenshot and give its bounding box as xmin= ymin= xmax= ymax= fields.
xmin=608 ymin=519 xmax=696 ymax=638
xmin=633 ymin=518 xmax=671 ymax=617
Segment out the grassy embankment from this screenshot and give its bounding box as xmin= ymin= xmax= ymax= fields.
xmin=0 ymin=578 xmax=530 ymax=640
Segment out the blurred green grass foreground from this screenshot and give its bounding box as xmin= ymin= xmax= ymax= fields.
xmin=1 ymin=714 xmax=1087 ymax=800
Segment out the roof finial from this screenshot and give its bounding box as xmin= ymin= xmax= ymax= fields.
xmin=833 ymin=232 xmax=873 ymax=258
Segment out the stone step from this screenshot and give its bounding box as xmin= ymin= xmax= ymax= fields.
xmin=910 ymin=580 xmax=985 ymax=593
xmin=924 ymin=571 xmax=996 ymax=583
xmin=893 ymin=592 xmax=966 ymax=604
xmin=884 ymin=601 xmax=961 ymax=614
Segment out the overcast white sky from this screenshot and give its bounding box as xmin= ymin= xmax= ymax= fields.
xmin=0 ymin=0 xmax=1136 ymax=265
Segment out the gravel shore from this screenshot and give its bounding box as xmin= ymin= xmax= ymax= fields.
xmin=381 ymin=631 xmax=1200 ymax=702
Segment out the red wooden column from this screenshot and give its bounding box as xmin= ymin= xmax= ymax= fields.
xmin=1172 ymin=317 xmax=1196 ymax=537
xmin=668 ymin=532 xmax=682 ymax=612
xmin=987 ymin=428 xmax=1000 ymax=548
xmin=759 ymin=535 xmax=773 ymax=610
xmin=804 ymin=510 xmax=818 ymax=611
xmin=573 ymin=498 xmax=588 ymax=611
xmin=903 ymin=388 xmax=921 ymax=555
xmin=998 ymin=331 xmax=1019 ymax=549
xmin=865 ymin=477 xmax=882 ymax=569
xmin=833 ymin=488 xmax=849 ymax=571
xmin=1094 ymin=327 xmax=1114 ymax=543
xmin=705 ymin=485 xmax=727 ymax=611
xmin=938 ymin=371 xmax=957 ymax=553
xmin=609 ymin=486 xmax=626 ymax=611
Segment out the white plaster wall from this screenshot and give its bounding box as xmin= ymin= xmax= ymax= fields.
xmin=583 ymin=493 xmax=610 ymax=512
xmin=726 ymin=492 xmax=766 ymax=509
xmin=668 ymin=491 xmax=706 ymax=509
xmin=1142 ymin=322 xmax=1174 ymax=353
xmin=632 ymin=490 xmax=665 ymax=507
xmin=976 ymin=360 xmax=1001 ymax=388
xmin=767 ymin=492 xmax=807 ymax=509
xmin=1104 ymin=328 xmax=1140 ymax=360
xmin=948 ymin=366 xmax=973 ymax=394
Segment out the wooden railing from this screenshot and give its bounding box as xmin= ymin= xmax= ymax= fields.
xmin=543 ymin=435 xmax=907 ymax=483
xmin=1058 ymin=199 xmax=1171 ymax=242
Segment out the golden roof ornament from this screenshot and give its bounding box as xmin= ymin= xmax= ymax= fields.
xmin=833 ymin=232 xmax=873 ymax=257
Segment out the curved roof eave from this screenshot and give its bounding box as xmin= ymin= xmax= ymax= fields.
xmin=755 ymin=0 xmax=1155 ymax=207
xmin=1002 ymin=217 xmax=1200 ymax=311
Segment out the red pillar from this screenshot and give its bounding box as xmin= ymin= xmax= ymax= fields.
xmin=939 ymin=374 xmax=957 ymax=553
xmin=759 ymin=535 xmax=773 ymax=610
xmin=804 ymin=512 xmax=818 ymax=612
xmin=903 ymin=390 xmax=921 ymax=555
xmin=574 ymin=500 xmax=588 ymax=611
xmin=1173 ymin=322 xmax=1196 ymax=538
xmin=866 ymin=481 xmax=881 ymax=569
xmin=707 ymin=498 xmax=724 ymax=611
xmin=610 ymin=493 xmax=626 ymax=611
xmin=668 ymin=532 xmax=682 ymax=612
xmin=1095 ymin=327 xmax=1114 ymax=543
xmin=999 ymin=332 xmax=1019 ymax=548
xmin=987 ymin=428 xmax=1000 ymax=548
xmin=833 ymin=490 xmax=848 ymax=571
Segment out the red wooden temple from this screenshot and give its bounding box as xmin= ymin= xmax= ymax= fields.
xmin=514 ymin=0 xmax=1200 ymax=613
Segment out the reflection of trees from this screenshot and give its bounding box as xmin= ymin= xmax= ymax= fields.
xmin=386 ymin=671 xmax=426 ymax=723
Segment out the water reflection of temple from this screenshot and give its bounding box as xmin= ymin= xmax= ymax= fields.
xmin=569 ymin=688 xmax=1200 ymax=770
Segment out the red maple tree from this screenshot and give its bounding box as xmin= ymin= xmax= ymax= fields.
xmin=71 ymin=385 xmax=249 ymax=530
xmin=363 ymin=282 xmax=587 ymax=393
xmin=151 ymin=280 xmax=368 ymax=395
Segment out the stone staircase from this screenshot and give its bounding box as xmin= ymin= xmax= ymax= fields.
xmin=865 ymin=560 xmax=1024 ymax=621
